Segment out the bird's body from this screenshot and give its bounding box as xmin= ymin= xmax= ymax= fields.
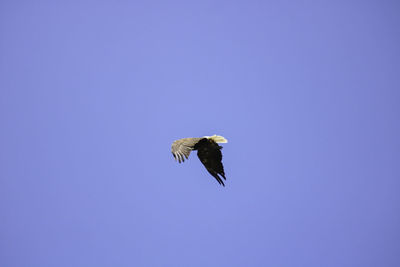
xmin=171 ymin=135 xmax=228 ymax=186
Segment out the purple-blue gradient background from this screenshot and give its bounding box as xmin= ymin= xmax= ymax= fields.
xmin=1 ymin=1 xmax=399 ymax=266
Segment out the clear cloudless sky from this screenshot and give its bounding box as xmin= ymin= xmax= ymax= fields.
xmin=1 ymin=1 xmax=399 ymax=266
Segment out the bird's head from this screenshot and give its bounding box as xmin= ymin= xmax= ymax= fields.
xmin=203 ymin=134 xmax=228 ymax=143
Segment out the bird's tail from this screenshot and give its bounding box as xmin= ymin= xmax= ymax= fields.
xmin=205 ymin=135 xmax=228 ymax=143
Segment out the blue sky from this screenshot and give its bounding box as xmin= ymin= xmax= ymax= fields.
xmin=1 ymin=1 xmax=399 ymax=266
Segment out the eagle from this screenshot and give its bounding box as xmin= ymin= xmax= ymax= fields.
xmin=171 ymin=135 xmax=228 ymax=186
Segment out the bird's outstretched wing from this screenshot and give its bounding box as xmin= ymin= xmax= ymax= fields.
xmin=171 ymin=137 xmax=202 ymax=163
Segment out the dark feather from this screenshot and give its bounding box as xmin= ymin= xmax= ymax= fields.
xmin=194 ymin=138 xmax=226 ymax=186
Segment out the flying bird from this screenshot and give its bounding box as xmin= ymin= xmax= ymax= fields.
xmin=171 ymin=135 xmax=228 ymax=186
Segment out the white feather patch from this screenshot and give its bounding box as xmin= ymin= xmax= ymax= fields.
xmin=204 ymin=134 xmax=228 ymax=143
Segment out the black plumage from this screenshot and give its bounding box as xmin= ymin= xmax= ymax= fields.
xmin=193 ymin=138 xmax=226 ymax=186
